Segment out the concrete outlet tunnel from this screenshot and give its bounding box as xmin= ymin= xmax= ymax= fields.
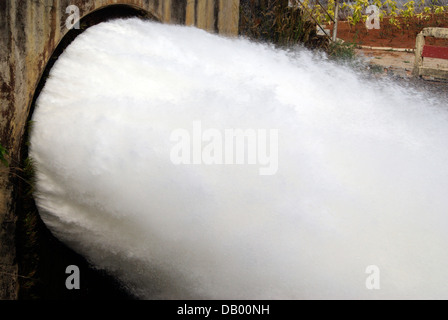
xmin=0 ymin=0 xmax=240 ymax=300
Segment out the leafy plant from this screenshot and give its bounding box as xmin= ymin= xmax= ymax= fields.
xmin=239 ymin=0 xmax=329 ymax=49
xmin=327 ymin=40 xmax=358 ymax=60
xmin=342 ymin=0 xmax=370 ymax=27
xmin=401 ymin=0 xmax=416 ymax=31
xmin=338 ymin=0 xmax=448 ymax=42
xmin=0 ymin=143 xmax=9 ymax=167
xmin=327 ymin=0 xmax=336 ymax=22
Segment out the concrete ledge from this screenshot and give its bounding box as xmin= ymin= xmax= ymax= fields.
xmin=421 ymin=27 xmax=448 ymax=39
xmin=358 ymin=45 xmax=414 ymax=53
xmin=419 ymin=66 xmax=448 ymax=80
xmin=413 ymin=27 xmax=448 ymax=78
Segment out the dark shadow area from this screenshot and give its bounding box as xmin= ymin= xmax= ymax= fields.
xmin=15 ymin=4 xmax=156 ymax=300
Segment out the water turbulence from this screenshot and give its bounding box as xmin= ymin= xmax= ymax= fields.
xmin=30 ymin=18 xmax=448 ymax=299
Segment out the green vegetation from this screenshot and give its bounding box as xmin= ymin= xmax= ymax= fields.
xmin=240 ymin=0 xmax=329 ymax=49
xmin=0 ymin=135 xmax=42 ymax=298
xmin=0 ymin=143 xmax=9 ymax=167
xmin=12 ymin=121 xmax=41 ymax=298
xmin=327 ymin=40 xmax=358 ymax=60
xmin=303 ymin=0 xmax=448 ymax=28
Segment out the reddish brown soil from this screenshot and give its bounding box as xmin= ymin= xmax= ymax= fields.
xmin=332 ymin=13 xmax=448 ymax=48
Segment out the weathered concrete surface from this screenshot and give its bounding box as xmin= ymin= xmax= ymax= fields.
xmin=413 ymin=27 xmax=448 ymax=80
xmin=421 ymin=27 xmax=448 ymax=39
xmin=0 ymin=0 xmax=240 ymax=300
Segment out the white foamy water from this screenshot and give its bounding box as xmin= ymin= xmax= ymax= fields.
xmin=30 ymin=18 xmax=448 ymax=299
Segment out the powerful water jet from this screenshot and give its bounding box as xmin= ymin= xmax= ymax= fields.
xmin=30 ymin=18 xmax=448 ymax=299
